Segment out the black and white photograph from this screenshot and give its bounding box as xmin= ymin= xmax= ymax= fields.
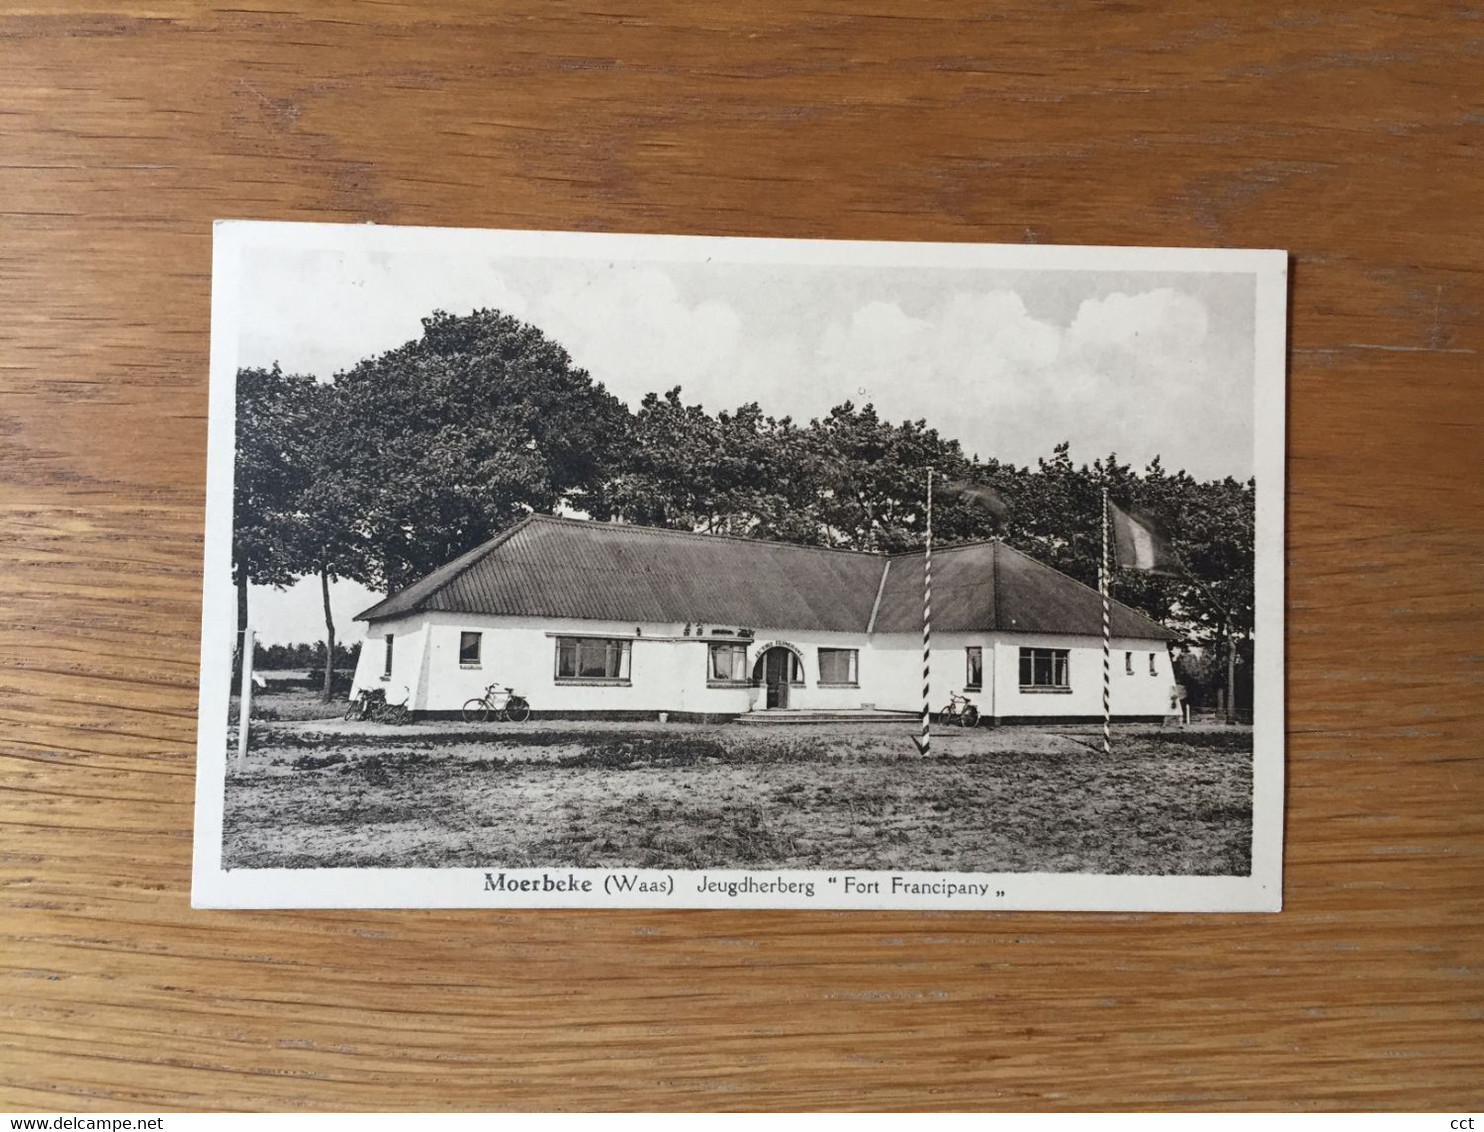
xmin=194 ymin=222 xmax=1285 ymax=910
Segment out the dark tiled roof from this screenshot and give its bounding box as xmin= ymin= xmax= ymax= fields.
xmin=355 ymin=515 xmax=884 ymax=632
xmin=873 ymin=540 xmax=1176 ymax=640
xmin=356 ymin=515 xmax=1176 ymax=641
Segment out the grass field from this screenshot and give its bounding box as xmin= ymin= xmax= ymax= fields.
xmin=222 ymin=693 xmax=1253 ymax=875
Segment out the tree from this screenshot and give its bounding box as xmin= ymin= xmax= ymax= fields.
xmin=603 ymin=390 xmax=828 ymax=543
xmin=1016 ymin=446 xmax=1255 ymax=718
xmin=232 ymin=365 xmax=318 ymax=670
xmin=333 ymin=309 xmax=632 ymax=591
xmin=979 ymin=445 xmax=1255 ymax=657
xmin=234 ymin=368 xmax=376 ymax=701
xmin=285 ymin=382 xmax=374 ymax=700
xmin=602 ymin=388 xmax=725 ymax=531
xmin=804 ymin=403 xmax=977 ymax=552
xmin=1138 ymin=463 xmax=1255 ymax=720
xmin=600 ymin=393 xmax=1254 ymax=665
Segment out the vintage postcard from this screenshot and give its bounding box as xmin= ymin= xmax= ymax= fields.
xmin=194 ymin=221 xmax=1285 ymax=911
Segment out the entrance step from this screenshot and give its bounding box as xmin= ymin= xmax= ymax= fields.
xmin=734 ymin=709 xmax=919 ymax=726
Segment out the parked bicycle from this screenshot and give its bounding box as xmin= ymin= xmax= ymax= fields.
xmin=937 ymin=689 xmax=980 ymax=728
xmin=344 ymin=685 xmax=412 ymax=725
xmin=462 ymin=682 xmax=531 ymax=724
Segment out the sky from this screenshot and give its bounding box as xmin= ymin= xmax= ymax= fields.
xmin=235 ymin=237 xmax=1259 ymax=647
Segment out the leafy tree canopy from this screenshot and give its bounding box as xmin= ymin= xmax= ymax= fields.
xmin=235 ymin=310 xmax=1256 ymax=657
xmin=332 ymin=309 xmax=632 ymax=590
xmin=233 ymin=364 xmax=320 ymax=591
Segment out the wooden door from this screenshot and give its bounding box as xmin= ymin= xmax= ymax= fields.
xmin=764 ymin=648 xmax=790 ymax=709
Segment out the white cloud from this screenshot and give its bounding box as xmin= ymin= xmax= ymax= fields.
xmin=1068 ymin=288 xmax=1208 ymax=351
xmin=808 ymin=287 xmax=1240 ymax=476
xmin=237 ymin=247 xmax=1249 ymax=477
xmin=940 ymin=291 xmax=1064 ymax=373
xmin=525 ymin=268 xmax=742 ymax=403
xmin=238 ymin=248 xmax=530 ymax=380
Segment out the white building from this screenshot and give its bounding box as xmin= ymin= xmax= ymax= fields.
xmin=350 ymin=514 xmax=1179 ymax=723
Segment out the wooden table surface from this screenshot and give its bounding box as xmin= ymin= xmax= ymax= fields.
xmin=2 ymin=0 xmax=1480 ymax=1113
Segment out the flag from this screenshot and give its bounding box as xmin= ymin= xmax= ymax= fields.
xmin=938 ymin=479 xmax=1010 ymax=523
xmin=1109 ymin=501 xmax=1183 ymax=575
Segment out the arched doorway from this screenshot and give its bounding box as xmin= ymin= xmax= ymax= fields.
xmin=753 ymin=645 xmax=804 ymax=709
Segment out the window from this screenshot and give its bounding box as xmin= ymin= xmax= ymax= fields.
xmin=1149 ymin=652 xmax=1158 ymax=676
xmin=459 ymin=631 xmax=482 ymax=667
xmin=555 ymin=637 xmax=632 ymax=683
xmin=965 ymin=647 xmax=983 ymax=690
xmin=1125 ymin=651 xmax=1134 ymax=675
xmin=818 ymin=648 xmax=858 ymax=686
xmin=1019 ymin=647 xmax=1069 ymax=690
xmin=708 ymin=642 xmax=750 ymax=683
xmin=382 ymin=634 xmax=394 ymax=678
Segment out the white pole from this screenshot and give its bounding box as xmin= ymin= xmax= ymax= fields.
xmin=237 ymin=626 xmax=255 ymax=771
xmin=1101 ymin=489 xmax=1111 ymax=756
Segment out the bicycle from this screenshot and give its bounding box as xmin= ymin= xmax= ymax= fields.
xmin=344 ymin=685 xmax=413 ymax=725
xmin=937 ymin=689 xmax=980 ymax=728
xmin=462 ymin=682 xmax=531 ymax=724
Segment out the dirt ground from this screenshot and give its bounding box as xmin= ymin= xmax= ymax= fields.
xmin=223 ymin=693 xmax=1253 ymax=875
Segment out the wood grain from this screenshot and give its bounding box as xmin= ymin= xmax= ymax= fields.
xmin=1 ymin=0 xmax=1480 ymax=1112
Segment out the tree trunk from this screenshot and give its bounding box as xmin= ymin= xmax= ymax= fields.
xmin=1225 ymin=619 xmax=1238 ymax=725
xmin=235 ymin=568 xmax=249 ymax=677
xmin=320 ymin=562 xmax=337 ymax=702
xmin=855 ymin=491 xmax=876 ymax=552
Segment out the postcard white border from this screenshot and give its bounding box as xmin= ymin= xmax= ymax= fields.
xmin=193 ymin=221 xmax=1286 ymax=913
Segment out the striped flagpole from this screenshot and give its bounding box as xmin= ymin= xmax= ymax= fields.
xmin=917 ymin=468 xmax=934 ymax=756
xmin=1101 ymin=487 xmax=1112 ymax=755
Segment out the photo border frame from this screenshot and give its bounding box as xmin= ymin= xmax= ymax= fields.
xmin=193 ymin=221 xmax=1287 ymax=912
